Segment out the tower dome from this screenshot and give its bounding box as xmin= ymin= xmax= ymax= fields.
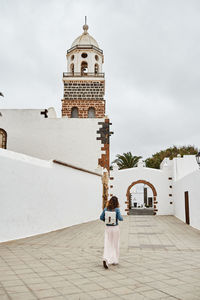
xmin=71 ymin=21 xmax=99 ymax=48
xmin=71 ymin=33 xmax=99 ymax=48
xmin=66 ymin=18 xmax=104 ymax=75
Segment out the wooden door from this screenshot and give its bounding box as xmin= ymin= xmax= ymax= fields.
xmin=144 ymin=188 xmax=147 ymax=206
xmin=185 ymin=191 xmax=190 ymax=225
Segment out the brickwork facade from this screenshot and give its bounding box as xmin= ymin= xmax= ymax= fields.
xmin=62 ymin=99 xmax=105 ymax=118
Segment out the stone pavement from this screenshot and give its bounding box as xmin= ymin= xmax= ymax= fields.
xmin=0 ymin=215 xmax=200 ymax=300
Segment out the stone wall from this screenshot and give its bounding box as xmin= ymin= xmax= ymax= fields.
xmin=63 ymin=80 xmax=105 ymax=100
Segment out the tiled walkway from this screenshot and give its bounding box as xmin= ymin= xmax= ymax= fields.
xmin=0 ymin=216 xmax=200 ymax=299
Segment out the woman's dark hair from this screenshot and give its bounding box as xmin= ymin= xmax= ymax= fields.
xmin=107 ymin=196 xmax=119 ymax=210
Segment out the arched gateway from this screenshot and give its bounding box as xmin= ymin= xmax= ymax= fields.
xmin=125 ymin=180 xmax=158 ymax=215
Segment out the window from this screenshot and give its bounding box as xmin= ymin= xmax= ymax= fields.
xmin=71 ymin=107 xmax=79 ymax=118
xmin=94 ymin=63 xmax=99 ymax=74
xmin=88 ymin=107 xmax=95 ymax=118
xmin=81 ymin=53 xmax=88 ymax=58
xmin=81 ymin=61 xmax=88 ymax=75
xmin=0 ymin=129 xmax=7 ymax=149
xmin=71 ymin=55 xmax=74 ymax=61
xmin=70 ymin=63 xmax=74 ymax=74
xmin=95 ymin=55 xmax=99 ymax=61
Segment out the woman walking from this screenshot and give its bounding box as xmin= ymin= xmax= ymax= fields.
xmin=100 ymin=196 xmax=123 ymax=269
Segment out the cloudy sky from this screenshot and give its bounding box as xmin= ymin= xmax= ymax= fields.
xmin=0 ymin=0 xmax=200 ymax=160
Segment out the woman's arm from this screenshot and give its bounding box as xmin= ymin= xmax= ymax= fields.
xmin=116 ymin=208 xmax=123 ymax=221
xmin=100 ymin=208 xmax=106 ymax=221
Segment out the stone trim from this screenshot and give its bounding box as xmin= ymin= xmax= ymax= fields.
xmin=97 ymin=119 xmax=113 ymax=172
xmin=67 ymin=44 xmax=103 ymax=55
xmin=102 ymin=171 xmax=109 ymax=209
xmin=53 ymin=160 xmax=101 ymax=177
xmin=126 ymin=179 xmax=158 ymax=216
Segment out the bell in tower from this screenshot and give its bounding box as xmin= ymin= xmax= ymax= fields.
xmin=62 ymin=18 xmax=105 ymax=119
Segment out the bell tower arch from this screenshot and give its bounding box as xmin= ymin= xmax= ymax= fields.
xmin=62 ymin=18 xmax=105 ymax=118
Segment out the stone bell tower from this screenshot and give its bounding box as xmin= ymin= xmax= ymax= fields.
xmin=62 ymin=18 xmax=105 ymax=118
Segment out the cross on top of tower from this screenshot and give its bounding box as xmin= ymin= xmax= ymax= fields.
xmin=83 ymin=16 xmax=89 ymax=35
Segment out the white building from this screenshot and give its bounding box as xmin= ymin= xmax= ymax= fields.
xmin=110 ymin=155 xmax=200 ymax=230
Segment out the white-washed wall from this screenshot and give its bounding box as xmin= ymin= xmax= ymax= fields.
xmin=67 ymin=49 xmax=103 ymax=73
xmin=0 ymin=149 xmax=102 ymax=242
xmin=0 ymin=109 xmax=103 ymax=172
xmin=173 ymin=169 xmax=200 ymax=230
xmin=110 ymin=164 xmax=173 ymax=215
xmin=172 ymin=155 xmax=198 ymax=181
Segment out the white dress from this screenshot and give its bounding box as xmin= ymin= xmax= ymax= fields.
xmin=103 ymin=225 xmax=120 ymax=264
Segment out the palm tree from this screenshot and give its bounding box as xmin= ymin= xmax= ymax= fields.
xmin=112 ymin=152 xmax=142 ymax=170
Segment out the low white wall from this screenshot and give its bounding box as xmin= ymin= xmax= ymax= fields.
xmin=0 ymin=109 xmax=104 ymax=172
xmin=0 ymin=149 xmax=102 ymax=242
xmin=110 ymin=164 xmax=174 ymax=215
xmin=174 ymin=170 xmax=200 ymax=230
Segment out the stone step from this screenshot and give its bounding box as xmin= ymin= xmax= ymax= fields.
xmin=129 ymin=208 xmax=154 ymax=215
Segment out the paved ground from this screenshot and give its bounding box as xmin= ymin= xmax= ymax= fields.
xmin=0 ymin=216 xmax=200 ymax=300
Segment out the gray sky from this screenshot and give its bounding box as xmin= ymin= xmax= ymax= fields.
xmin=0 ymin=0 xmax=200 ymax=161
